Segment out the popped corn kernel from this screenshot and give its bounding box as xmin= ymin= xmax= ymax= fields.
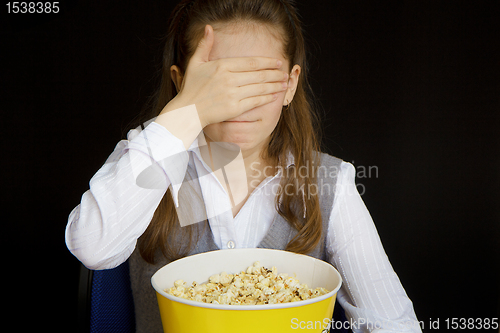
xmin=174 ymin=279 xmax=185 ymax=288
xmin=220 ymin=272 xmax=233 ymax=285
xmin=209 ymin=274 xmax=220 ymax=284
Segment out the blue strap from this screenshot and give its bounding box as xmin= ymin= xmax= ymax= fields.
xmin=89 ymin=260 xmax=135 ymax=333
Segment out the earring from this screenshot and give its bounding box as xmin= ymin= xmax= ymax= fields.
xmin=284 ymin=100 xmax=291 ymax=111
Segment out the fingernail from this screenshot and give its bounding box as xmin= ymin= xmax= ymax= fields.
xmin=284 ymin=73 xmax=289 ymax=80
xmin=282 ymin=81 xmax=288 ymax=89
xmin=277 ymin=60 xmax=282 ymax=67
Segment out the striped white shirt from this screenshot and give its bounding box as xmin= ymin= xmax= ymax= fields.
xmin=65 ymin=121 xmax=421 ymax=333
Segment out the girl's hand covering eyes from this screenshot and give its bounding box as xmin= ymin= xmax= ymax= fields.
xmin=162 ymin=24 xmax=289 ymax=128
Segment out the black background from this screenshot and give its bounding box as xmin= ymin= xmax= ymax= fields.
xmin=2 ymin=0 xmax=499 ymax=332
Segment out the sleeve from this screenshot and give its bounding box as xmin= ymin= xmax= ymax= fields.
xmin=65 ymin=121 xmax=190 ymax=270
xmin=326 ymin=162 xmax=422 ymax=333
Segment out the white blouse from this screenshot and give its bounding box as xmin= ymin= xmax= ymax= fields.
xmin=65 ymin=120 xmax=422 ymax=333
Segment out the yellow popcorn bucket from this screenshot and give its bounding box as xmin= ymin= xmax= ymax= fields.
xmin=151 ymin=248 xmax=342 ymax=333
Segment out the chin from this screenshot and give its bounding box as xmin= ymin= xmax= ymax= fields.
xmin=204 ymin=131 xmax=261 ymax=154
xmin=213 ymin=135 xmax=256 ymax=151
xmin=203 ymin=120 xmax=275 ymax=154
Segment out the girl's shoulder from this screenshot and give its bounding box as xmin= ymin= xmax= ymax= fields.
xmin=315 ymin=152 xmax=356 ymax=189
xmin=315 ymin=152 xmax=344 ymax=186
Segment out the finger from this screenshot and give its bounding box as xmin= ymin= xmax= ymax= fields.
xmin=239 ymin=93 xmax=279 ymax=113
xmin=236 ymin=81 xmax=288 ymax=100
xmin=233 ymin=70 xmax=289 ymax=87
xmin=191 ymin=25 xmax=214 ymax=64
xmin=222 ymin=57 xmax=282 ymax=72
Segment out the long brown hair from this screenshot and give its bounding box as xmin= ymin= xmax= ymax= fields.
xmin=138 ymin=0 xmax=323 ymax=264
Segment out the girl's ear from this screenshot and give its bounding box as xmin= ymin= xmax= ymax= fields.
xmin=284 ymin=64 xmax=301 ymax=106
xmin=170 ymin=65 xmax=184 ymax=93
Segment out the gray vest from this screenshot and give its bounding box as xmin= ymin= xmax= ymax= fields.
xmin=129 ymin=153 xmax=342 ymax=332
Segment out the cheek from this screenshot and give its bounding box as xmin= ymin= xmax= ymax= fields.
xmin=261 ymin=98 xmax=283 ymax=126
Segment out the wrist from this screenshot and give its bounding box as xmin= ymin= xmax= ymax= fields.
xmin=160 ymin=96 xmax=184 ymax=115
xmin=161 ymin=96 xmax=209 ymax=129
xmin=155 ymin=103 xmax=203 ymax=150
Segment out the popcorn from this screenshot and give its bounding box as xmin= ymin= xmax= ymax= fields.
xmin=165 ymin=261 xmax=330 ymax=305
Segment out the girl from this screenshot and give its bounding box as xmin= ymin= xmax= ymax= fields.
xmin=66 ymin=0 xmax=422 ymax=332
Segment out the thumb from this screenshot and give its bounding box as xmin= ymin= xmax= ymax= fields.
xmin=191 ymin=25 xmax=214 ymax=64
